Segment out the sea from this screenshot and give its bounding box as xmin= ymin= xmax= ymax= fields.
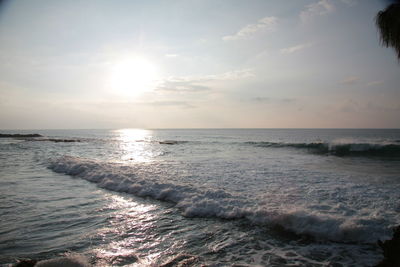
xmin=1 ymin=129 xmax=399 ymax=266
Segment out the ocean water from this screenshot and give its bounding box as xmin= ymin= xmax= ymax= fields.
xmin=1 ymin=129 xmax=400 ymax=266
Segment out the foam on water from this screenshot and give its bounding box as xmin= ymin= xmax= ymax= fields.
xmin=48 ymin=155 xmax=396 ymax=244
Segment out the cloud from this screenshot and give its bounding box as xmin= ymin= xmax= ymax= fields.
xmin=157 ymin=81 xmax=210 ymax=93
xmin=280 ymin=43 xmax=313 ymax=54
xmin=340 ymin=76 xmax=360 ymax=85
xmin=94 ymin=100 xmax=195 ymax=109
xmin=337 ymin=98 xmax=359 ymax=113
xmin=340 ymin=0 xmax=358 ymax=6
xmin=171 ymin=69 xmax=254 ymax=82
xmin=252 ymin=97 xmax=296 ymax=104
xmin=366 ymin=101 xmax=400 ymax=112
xmin=335 ymin=98 xmax=400 ymax=113
xmin=165 ymin=54 xmax=178 ymax=58
xmin=157 ymin=69 xmax=254 ymax=93
xmin=223 ymin=16 xmax=277 ymax=41
xmin=145 ymin=100 xmax=195 ymax=108
xmin=252 ymin=97 xmax=271 ymax=102
xmin=300 ymin=0 xmax=335 ymax=22
xmin=367 ymin=80 xmax=384 ymax=86
xmin=205 ymin=69 xmax=255 ymax=81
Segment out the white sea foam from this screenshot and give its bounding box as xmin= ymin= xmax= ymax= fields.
xmin=48 ymin=156 xmax=394 ymax=244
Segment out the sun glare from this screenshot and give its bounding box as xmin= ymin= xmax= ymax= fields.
xmin=109 ymin=56 xmax=158 ymax=97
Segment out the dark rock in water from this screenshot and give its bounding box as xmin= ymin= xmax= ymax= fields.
xmin=13 ymin=259 xmax=37 ymax=267
xmin=0 ymin=134 xmax=81 ymax=143
xmin=23 ymin=138 xmax=81 ymax=143
xmin=376 ymin=226 xmax=400 ymax=266
xmin=39 ymin=138 xmax=81 ymax=143
xmin=0 ymin=133 xmax=42 ymax=138
xmin=159 ymin=140 xmax=179 ymax=145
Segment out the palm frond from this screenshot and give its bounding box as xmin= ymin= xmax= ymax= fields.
xmin=376 ymin=3 xmax=400 ymax=59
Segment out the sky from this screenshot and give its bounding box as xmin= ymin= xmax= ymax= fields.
xmin=0 ymin=0 xmax=399 ymax=129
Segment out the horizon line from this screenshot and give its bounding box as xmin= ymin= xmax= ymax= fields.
xmin=1 ymin=127 xmax=400 ymax=131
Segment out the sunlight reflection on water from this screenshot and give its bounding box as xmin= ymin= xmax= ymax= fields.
xmin=115 ymin=129 xmax=155 ymax=163
xmin=95 ymin=194 xmax=160 ymax=266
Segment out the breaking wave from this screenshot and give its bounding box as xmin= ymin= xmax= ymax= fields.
xmin=48 ymin=156 xmax=390 ymax=244
xmin=245 ymin=140 xmax=400 ymax=157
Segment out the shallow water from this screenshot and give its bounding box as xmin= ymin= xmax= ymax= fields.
xmin=1 ymin=129 xmax=400 ymax=266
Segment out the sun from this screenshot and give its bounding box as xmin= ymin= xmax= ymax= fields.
xmin=109 ymin=56 xmax=158 ymax=97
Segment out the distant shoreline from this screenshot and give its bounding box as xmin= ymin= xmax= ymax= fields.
xmin=0 ymin=133 xmax=42 ymax=138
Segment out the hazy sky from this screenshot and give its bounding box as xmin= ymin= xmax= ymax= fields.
xmin=0 ymin=0 xmax=399 ymax=129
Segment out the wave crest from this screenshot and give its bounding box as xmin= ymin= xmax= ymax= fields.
xmin=246 ymin=140 xmax=400 ymax=157
xmin=48 ymin=156 xmax=390 ymax=243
